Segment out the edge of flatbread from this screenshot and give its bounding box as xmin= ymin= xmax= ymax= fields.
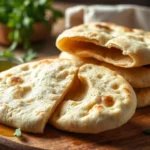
xmin=60 ymin=52 xmax=150 ymax=88
xmin=56 ymin=22 xmax=150 ymax=68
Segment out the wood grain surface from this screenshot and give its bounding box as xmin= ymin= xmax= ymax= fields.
xmin=0 ymin=107 xmax=150 ymax=150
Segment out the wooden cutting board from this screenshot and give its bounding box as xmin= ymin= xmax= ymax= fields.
xmin=0 ymin=107 xmax=150 ymax=150
xmin=0 ymin=56 xmax=150 ymax=150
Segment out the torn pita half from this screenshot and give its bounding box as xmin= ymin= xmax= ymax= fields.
xmin=60 ymin=52 xmax=150 ymax=88
xmin=50 ymin=64 xmax=136 ymax=133
xmin=135 ymin=88 xmax=150 ymax=108
xmin=0 ymin=59 xmax=82 ymax=133
xmin=56 ymin=22 xmax=150 ymax=68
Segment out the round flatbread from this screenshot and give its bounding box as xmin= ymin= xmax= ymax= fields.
xmin=0 ymin=59 xmax=82 ymax=133
xmin=50 ymin=64 xmax=136 ymax=133
xmin=56 ymin=22 xmax=150 ymax=68
xmin=135 ymin=88 xmax=150 ymax=108
xmin=101 ymin=63 xmax=150 ymax=88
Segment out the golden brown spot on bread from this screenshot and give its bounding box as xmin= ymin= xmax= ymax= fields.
xmin=32 ymin=59 xmax=53 ymax=68
xmin=6 ymin=73 xmax=12 ymax=77
xmin=102 ymin=95 xmax=114 ymax=107
xmin=97 ymin=74 xmax=102 ymax=79
xmin=95 ymin=96 xmax=102 ymax=103
xmin=95 ymin=105 xmax=103 ymax=111
xmin=95 ymin=24 xmax=112 ymax=31
xmin=58 ymin=70 xmax=69 ymax=79
xmin=90 ymin=33 xmax=97 ymax=37
xmin=13 ymin=85 xmax=31 ymax=99
xmin=86 ymin=103 xmax=94 ymax=111
xmin=111 ymin=83 xmax=119 ymax=90
xmin=26 ymin=98 xmax=35 ymax=103
xmin=123 ymin=27 xmax=133 ymax=32
xmin=23 ymin=86 xmax=31 ymax=92
xmin=123 ymin=87 xmax=130 ymax=94
xmin=88 ymin=65 xmax=92 ymax=70
xmin=123 ymin=87 xmax=131 ymax=104
xmin=10 ymin=76 xmax=23 ymax=85
xmin=80 ymin=111 xmax=87 ymax=117
xmin=74 ymin=29 xmax=83 ymax=32
xmin=58 ymin=65 xmax=64 ymax=71
xmin=21 ymin=65 xmax=29 ymax=71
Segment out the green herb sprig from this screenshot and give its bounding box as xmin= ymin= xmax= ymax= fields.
xmin=0 ymin=0 xmax=63 ymax=62
xmin=14 ymin=128 xmax=22 ymax=137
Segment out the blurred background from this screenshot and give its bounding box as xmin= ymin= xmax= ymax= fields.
xmin=55 ymin=0 xmax=150 ymax=6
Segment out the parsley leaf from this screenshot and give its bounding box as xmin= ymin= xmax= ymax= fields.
xmin=23 ymin=49 xmax=38 ymax=62
xmin=0 ymin=0 xmax=63 ymax=62
xmin=14 ymin=128 xmax=22 ymax=137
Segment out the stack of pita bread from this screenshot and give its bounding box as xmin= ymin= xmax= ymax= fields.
xmin=1 ymin=22 xmax=150 ymax=134
xmin=57 ymin=22 xmax=150 ymax=108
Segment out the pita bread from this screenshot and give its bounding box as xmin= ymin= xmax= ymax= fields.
xmin=60 ymin=52 xmax=150 ymax=88
xmin=60 ymin=51 xmax=100 ymax=65
xmin=60 ymin=52 xmax=150 ymax=108
xmin=135 ymin=88 xmax=150 ymax=108
xmin=101 ymin=63 xmax=150 ymax=88
xmin=50 ymin=64 xmax=136 ymax=133
xmin=0 ymin=59 xmax=81 ymax=133
xmin=56 ymin=22 xmax=150 ymax=68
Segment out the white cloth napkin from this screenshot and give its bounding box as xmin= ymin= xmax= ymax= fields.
xmin=65 ymin=5 xmax=150 ymax=31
